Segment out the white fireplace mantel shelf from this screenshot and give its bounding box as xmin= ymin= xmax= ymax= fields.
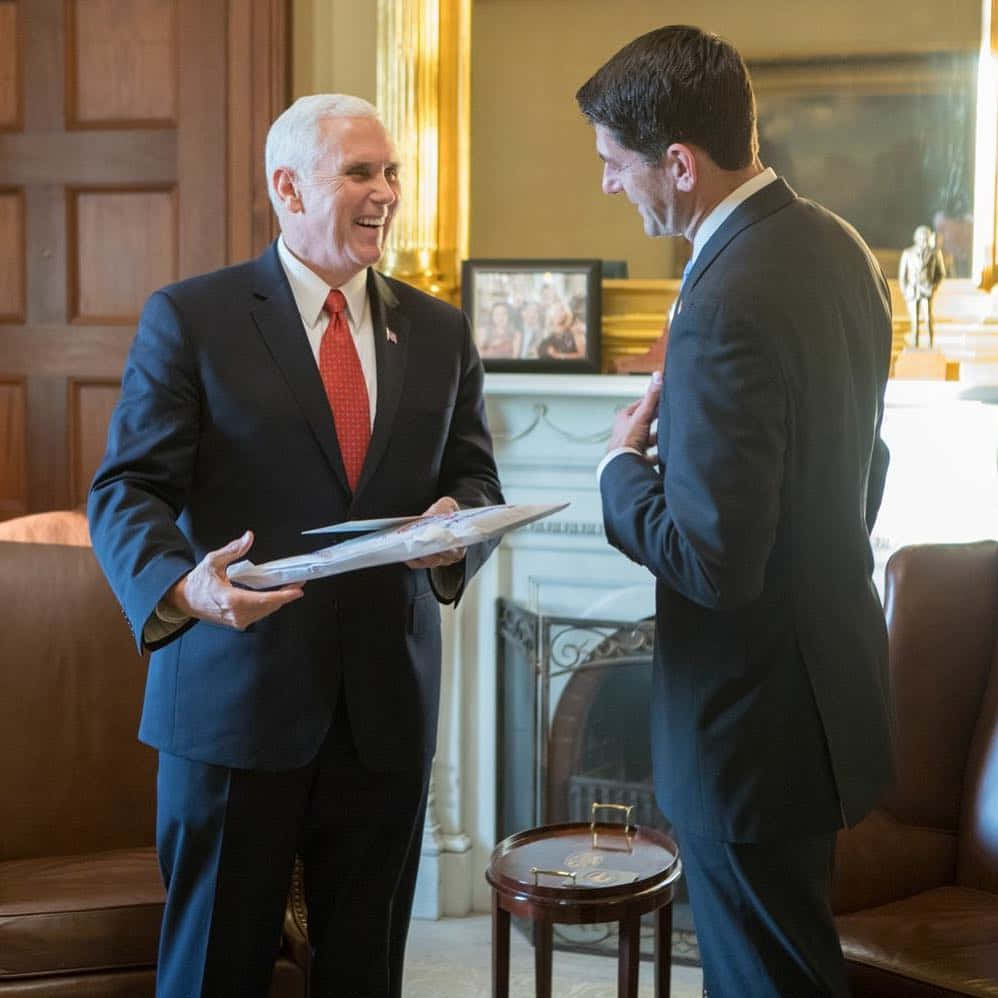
xmin=485 ymin=372 xmax=654 ymax=397
xmin=484 ymin=371 xmax=992 ymax=404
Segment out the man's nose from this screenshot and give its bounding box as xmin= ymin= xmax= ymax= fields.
xmin=371 ymin=175 xmax=397 ymax=203
xmin=601 ymin=166 xmax=621 ymax=195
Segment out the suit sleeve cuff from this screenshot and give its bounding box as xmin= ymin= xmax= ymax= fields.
xmin=597 ymin=447 xmax=642 ymax=485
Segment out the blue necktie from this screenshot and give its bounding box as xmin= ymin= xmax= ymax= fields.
xmin=680 ymin=259 xmax=693 ymax=291
xmin=673 ymin=260 xmax=693 ymax=319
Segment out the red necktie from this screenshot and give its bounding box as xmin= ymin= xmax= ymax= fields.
xmin=319 ymin=289 xmax=370 ymax=490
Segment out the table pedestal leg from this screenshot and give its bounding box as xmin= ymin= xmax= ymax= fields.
xmin=618 ymin=914 xmax=640 ymax=998
xmin=654 ymin=903 xmax=673 ymax=998
xmin=534 ymin=919 xmax=553 ymax=998
xmin=491 ymin=893 xmax=510 ymax=998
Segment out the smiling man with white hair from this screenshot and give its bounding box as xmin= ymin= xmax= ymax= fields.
xmin=88 ymin=94 xmax=502 ymax=997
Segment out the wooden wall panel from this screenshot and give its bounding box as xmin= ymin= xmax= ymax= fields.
xmin=227 ymin=0 xmax=287 ymax=260
xmin=1 ymin=0 xmax=288 ymax=517
xmin=68 ymin=378 xmax=119 ymax=506
xmin=68 ymin=186 xmax=177 ymax=323
xmin=0 ymin=377 xmax=27 ymax=519
xmin=177 ymin=0 xmax=225 ymax=276
xmin=0 ymin=2 xmax=20 ymax=130
xmin=67 ymin=0 xmax=176 ymax=127
xmin=0 ymin=189 xmax=25 ymax=322
xmin=26 ymin=0 xmax=65 ymax=132
xmin=26 ymin=374 xmax=69 ymax=511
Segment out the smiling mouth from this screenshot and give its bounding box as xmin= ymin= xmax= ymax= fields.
xmin=356 ymin=217 xmax=386 ymax=229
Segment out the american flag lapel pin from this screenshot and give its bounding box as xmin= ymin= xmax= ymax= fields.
xmin=386 ymin=328 xmax=398 ymax=344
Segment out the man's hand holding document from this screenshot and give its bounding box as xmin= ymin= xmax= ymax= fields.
xmin=227 ymin=502 xmax=569 ymax=590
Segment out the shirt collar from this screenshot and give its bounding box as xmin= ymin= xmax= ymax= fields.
xmin=690 ymin=167 xmax=777 ymax=265
xmin=276 ymin=235 xmax=369 ymax=326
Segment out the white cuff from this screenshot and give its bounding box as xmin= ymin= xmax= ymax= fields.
xmin=155 ymin=599 xmax=189 ymax=624
xmin=596 ymin=447 xmax=642 ymax=485
xmin=142 ymin=598 xmax=190 ymax=645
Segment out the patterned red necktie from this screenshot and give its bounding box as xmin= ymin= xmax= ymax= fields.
xmin=319 ymin=289 xmax=370 ymax=491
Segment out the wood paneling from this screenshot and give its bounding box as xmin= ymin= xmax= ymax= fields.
xmin=0 ymin=131 xmax=176 ymax=185
xmin=0 ymin=326 xmax=132 ymax=378
xmin=68 ymin=378 xmax=119 ymax=506
xmin=0 ymin=2 xmax=21 ymax=130
xmin=26 ymin=184 xmax=68 ymax=325
xmin=26 ymin=0 xmax=64 ymax=131
xmin=228 ymin=0 xmax=287 ymax=260
xmin=0 ymin=378 xmax=27 ymax=519
xmin=1 ymin=0 xmax=288 ymax=516
xmin=177 ymin=0 xmax=225 ymax=275
xmin=68 ymin=187 xmax=177 ymax=323
xmin=67 ymin=0 xmax=176 ymax=127
xmin=26 ymin=375 xmax=69 ymax=510
xmin=0 ymin=190 xmax=25 ymax=322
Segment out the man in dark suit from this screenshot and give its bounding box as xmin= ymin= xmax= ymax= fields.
xmin=577 ymin=26 xmax=893 ymax=997
xmin=88 ymin=94 xmax=502 ymax=997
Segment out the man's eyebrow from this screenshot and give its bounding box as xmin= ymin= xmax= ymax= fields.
xmin=342 ymin=159 xmax=401 ymax=171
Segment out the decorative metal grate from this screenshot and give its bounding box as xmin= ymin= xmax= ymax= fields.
xmin=496 ymin=598 xmax=700 ymax=965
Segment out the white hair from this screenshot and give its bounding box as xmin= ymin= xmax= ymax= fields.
xmin=264 ymin=94 xmax=381 ymax=212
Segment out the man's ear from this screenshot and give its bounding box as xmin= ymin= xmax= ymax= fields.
xmin=273 ymin=168 xmax=302 ymax=213
xmin=666 ymin=143 xmax=697 ymax=193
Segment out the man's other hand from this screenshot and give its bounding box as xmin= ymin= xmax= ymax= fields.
xmin=608 ymin=370 xmax=662 ymax=459
xmin=405 ymin=496 xmax=466 ymax=569
xmin=165 ymin=531 xmax=304 ymax=630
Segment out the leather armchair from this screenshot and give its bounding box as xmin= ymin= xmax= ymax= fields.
xmin=0 ymin=513 xmax=308 ymax=996
xmin=832 ymin=540 xmax=998 ymax=997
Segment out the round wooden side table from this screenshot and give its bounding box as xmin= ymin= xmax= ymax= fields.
xmin=486 ymin=806 xmax=682 ymax=998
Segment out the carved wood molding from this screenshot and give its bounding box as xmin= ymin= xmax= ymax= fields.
xmin=227 ymin=0 xmax=289 ymax=262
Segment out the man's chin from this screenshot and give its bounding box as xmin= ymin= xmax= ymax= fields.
xmin=642 ymin=216 xmax=675 ymax=239
xmin=352 ymin=244 xmax=384 ymax=268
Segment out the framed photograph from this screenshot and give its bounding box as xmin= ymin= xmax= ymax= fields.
xmin=461 ymin=259 xmax=601 ymax=373
xmin=749 ymin=52 xmax=977 ymax=277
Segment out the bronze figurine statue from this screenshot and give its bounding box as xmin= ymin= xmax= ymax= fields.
xmin=898 ymin=225 xmax=946 ymax=349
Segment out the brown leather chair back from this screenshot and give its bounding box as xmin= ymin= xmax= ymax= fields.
xmin=882 ymin=542 xmax=997 ymax=827
xmin=0 ymin=509 xmax=91 ymax=546
xmin=832 ymin=540 xmax=998 ymax=914
xmin=956 ymin=556 xmax=998 ymax=892
xmin=0 ymin=541 xmax=155 ymax=862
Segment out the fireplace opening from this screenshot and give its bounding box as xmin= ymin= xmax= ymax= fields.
xmin=496 ymin=599 xmax=698 ymax=964
xmin=549 ymin=652 xmax=656 ymax=825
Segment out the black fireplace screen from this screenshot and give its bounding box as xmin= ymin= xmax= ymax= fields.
xmin=495 ymin=598 xmax=699 ymax=964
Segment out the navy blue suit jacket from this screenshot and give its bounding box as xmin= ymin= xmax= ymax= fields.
xmin=89 ymin=243 xmax=503 ymax=773
xmin=601 ymin=179 xmax=894 ymax=841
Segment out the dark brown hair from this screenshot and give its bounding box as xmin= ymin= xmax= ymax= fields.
xmin=576 ymin=25 xmax=758 ymax=170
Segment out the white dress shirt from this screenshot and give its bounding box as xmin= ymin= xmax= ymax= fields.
xmin=596 ymin=167 xmax=778 ymax=484
xmin=688 ymin=167 xmax=776 ymax=266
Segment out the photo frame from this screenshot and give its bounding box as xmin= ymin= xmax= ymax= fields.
xmin=461 ymin=259 xmax=601 ymax=373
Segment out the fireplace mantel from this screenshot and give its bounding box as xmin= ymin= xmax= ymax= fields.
xmin=412 ymin=374 xmax=998 ymax=918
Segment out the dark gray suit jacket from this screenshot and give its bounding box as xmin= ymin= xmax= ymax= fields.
xmin=601 ymin=178 xmax=893 ymax=841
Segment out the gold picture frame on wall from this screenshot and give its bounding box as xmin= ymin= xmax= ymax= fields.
xmin=750 ymin=51 xmax=978 ymax=278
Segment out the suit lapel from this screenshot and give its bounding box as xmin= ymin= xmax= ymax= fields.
xmin=665 ymin=179 xmax=796 ymax=461
xmin=249 ymin=243 xmax=351 ymax=497
xmin=681 ymin=177 xmax=796 ymax=302
xmin=355 ymin=269 xmax=409 ymax=497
